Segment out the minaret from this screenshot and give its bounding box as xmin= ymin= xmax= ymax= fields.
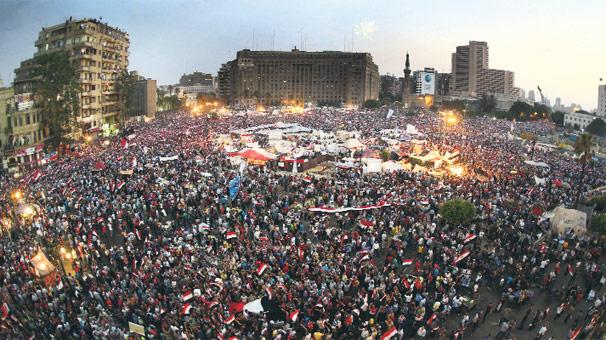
xmin=402 ymin=52 xmax=412 ymax=109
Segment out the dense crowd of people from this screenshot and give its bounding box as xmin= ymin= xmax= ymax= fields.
xmin=0 ymin=108 xmax=604 ymax=339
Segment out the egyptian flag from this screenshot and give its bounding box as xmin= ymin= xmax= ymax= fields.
xmin=181 ymin=291 xmax=193 ymax=302
xmin=298 ymin=245 xmax=304 ymax=260
xmin=359 ymin=219 xmax=374 ymax=229
xmin=463 ymin=234 xmax=476 ymax=244
xmin=200 ymin=223 xmax=210 ymax=231
xmin=224 ymin=314 xmax=235 ymax=324
xmin=427 ymin=313 xmax=437 ymax=325
xmin=402 ymin=259 xmax=413 ymax=266
xmin=95 ymin=216 xmax=104 ymax=224
xmin=226 ymin=231 xmax=237 ymax=240
xmin=403 ymin=278 xmax=411 ymax=290
xmin=380 ymin=326 xmax=397 ymax=340
xmin=116 ymin=181 xmax=125 ymax=191
xmin=180 ymin=303 xmax=192 ymax=315
xmin=257 ymin=263 xmax=268 ymax=276
xmin=1 ymin=303 xmax=8 ymax=319
xmin=289 ymin=309 xmax=300 ymax=322
xmin=345 ymin=314 xmax=354 ymax=325
xmin=303 ymin=176 xmax=312 ymax=183
xmin=453 ymin=249 xmax=471 ymax=264
xmin=135 ymin=228 xmax=142 ymax=241
xmin=265 ymin=288 xmax=273 ymax=300
xmin=56 ymin=276 xmax=64 ymax=290
xmin=360 ymin=254 xmax=371 ymax=262
xmin=569 ymin=326 xmax=582 ymax=340
xmin=539 ymin=243 xmax=547 ymax=253
xmin=208 ymin=301 xmax=220 ymax=310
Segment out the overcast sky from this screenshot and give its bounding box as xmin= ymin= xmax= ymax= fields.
xmin=1 ymin=0 xmax=604 ymax=109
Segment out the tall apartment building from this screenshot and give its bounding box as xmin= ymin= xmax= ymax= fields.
xmin=477 ymin=68 xmax=514 ymax=96
xmin=0 ymin=87 xmax=13 ymax=153
xmin=451 ymin=41 xmax=488 ymax=95
xmin=219 ymin=49 xmax=379 ymax=107
xmin=597 ymin=84 xmax=606 ymax=117
xmin=179 ymin=72 xmax=213 ymax=86
xmin=14 ymin=18 xmax=129 ymax=134
xmin=380 ymin=74 xmax=402 ymax=100
xmin=218 ymin=62 xmax=233 ymax=104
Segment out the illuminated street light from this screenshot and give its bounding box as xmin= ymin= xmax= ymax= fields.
xmin=445 ymin=116 xmax=459 ymax=126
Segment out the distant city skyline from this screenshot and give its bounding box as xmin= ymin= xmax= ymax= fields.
xmin=1 ymin=0 xmax=604 ymax=110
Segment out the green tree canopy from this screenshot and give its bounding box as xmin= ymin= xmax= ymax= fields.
xmin=364 ymin=99 xmax=382 ymax=109
xmin=441 ymin=100 xmax=467 ymax=112
xmin=591 ymin=214 xmax=606 ymax=235
xmin=439 ymin=199 xmax=476 ymax=226
xmin=115 ymin=70 xmax=138 ymax=121
xmin=33 ymin=51 xmax=80 ymax=148
xmin=586 ymin=118 xmax=606 ymax=137
xmin=551 ymin=111 xmax=565 ymax=126
xmin=473 ymin=94 xmax=497 ymax=115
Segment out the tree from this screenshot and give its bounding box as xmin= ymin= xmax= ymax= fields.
xmin=551 ymin=111 xmax=565 ymax=126
xmin=574 ymin=133 xmax=593 ymax=204
xmin=441 ymin=100 xmax=466 ymax=112
xmin=585 ymin=118 xmax=606 ymax=137
xmin=115 ymin=70 xmax=138 ymax=121
xmin=364 ymin=99 xmax=381 ymax=109
xmin=591 ymin=214 xmax=606 ymax=236
xmin=33 ymin=51 xmax=80 ymax=148
xmin=439 ymin=199 xmax=476 ymax=226
xmin=380 ymin=149 xmax=390 ymax=161
xmin=586 ymin=196 xmax=606 ymax=213
xmin=475 ymin=94 xmax=496 ymax=115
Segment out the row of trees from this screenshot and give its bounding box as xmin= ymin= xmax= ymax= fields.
xmin=31 ymin=52 xmax=140 ymax=148
xmin=440 ymin=96 xmax=606 ymax=136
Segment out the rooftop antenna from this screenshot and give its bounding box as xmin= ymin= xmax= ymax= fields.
xmin=304 ymin=33 xmax=307 ymax=51
xmin=351 ymin=29 xmax=354 ymax=52
xmin=299 ymin=29 xmax=303 ymax=50
xmin=271 ymin=29 xmax=275 ymax=50
xmin=343 ymin=34 xmax=346 ymax=51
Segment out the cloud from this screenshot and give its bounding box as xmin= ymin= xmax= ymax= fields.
xmin=354 ymin=19 xmax=378 ymax=40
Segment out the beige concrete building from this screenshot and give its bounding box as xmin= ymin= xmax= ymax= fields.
xmin=14 ymin=18 xmax=129 ymax=135
xmin=477 ymin=68 xmax=514 ymax=96
xmin=451 ymin=41 xmax=489 ymax=95
xmin=219 ymin=49 xmax=379 ymax=107
xmin=0 ymin=87 xmax=13 ymax=152
xmin=0 ymin=87 xmax=47 ymax=169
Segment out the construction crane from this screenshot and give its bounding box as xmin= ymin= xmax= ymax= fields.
xmin=537 ymin=85 xmax=545 ymax=105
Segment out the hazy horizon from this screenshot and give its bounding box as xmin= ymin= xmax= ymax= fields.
xmin=1 ymin=0 xmax=604 ymax=110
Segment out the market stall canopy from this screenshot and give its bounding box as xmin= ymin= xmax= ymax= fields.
xmin=344 ymin=138 xmax=366 ymax=150
xmin=30 ymin=251 xmax=56 ymax=277
xmin=231 ymin=148 xmax=277 ymax=161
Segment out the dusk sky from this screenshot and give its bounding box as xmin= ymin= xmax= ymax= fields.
xmin=1 ymin=0 xmax=604 ymax=110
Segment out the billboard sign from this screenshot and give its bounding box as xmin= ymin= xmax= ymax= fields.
xmin=420 ymin=72 xmax=435 ymax=95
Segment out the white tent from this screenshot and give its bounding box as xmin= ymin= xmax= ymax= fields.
xmin=362 ymin=158 xmax=382 ymax=173
xmin=344 ymin=138 xmax=366 ymax=150
xmin=550 ymin=206 xmax=587 ymax=235
xmin=525 ymin=160 xmax=550 ymax=168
